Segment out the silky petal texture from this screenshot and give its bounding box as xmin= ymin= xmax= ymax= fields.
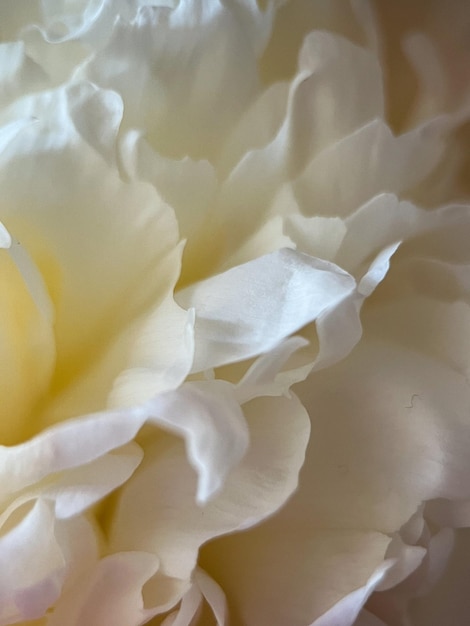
xmin=200 ymin=527 xmax=391 ymax=626
xmin=110 ymin=394 xmax=310 ymax=581
xmin=0 ymin=83 xmax=179 ymax=352
xmin=0 ymin=442 xmax=143 ymax=524
xmin=204 ymin=30 xmax=384 ymax=268
xmin=235 ymin=335 xmax=311 ymax=404
xmin=120 ymin=131 xmax=218 ymax=244
xmin=0 ymin=225 xmax=55 ymax=444
xmin=160 ymin=584 xmax=203 ymax=626
xmin=81 ymin=0 xmax=272 ymax=162
xmin=309 ymin=561 xmax=395 ymax=626
xmin=176 ymin=248 xmax=356 ymax=372
xmin=292 ymin=117 xmax=450 ymax=218
xmin=293 ymin=333 xmax=470 ymax=535
xmin=146 ymin=381 xmax=250 ymax=503
xmin=0 ymin=42 xmax=48 ymax=107
xmin=195 ymin=205 xmax=470 ymax=625
xmin=48 ymin=552 xmax=160 ymax=626
xmin=0 ymin=1 xmax=470 ymax=624
xmin=161 ymin=569 xmax=227 ymax=626
xmin=0 ymin=501 xmax=64 ymax=624
xmin=0 ymin=81 xmax=189 ymax=430
xmin=194 ymin=569 xmax=227 ymax=626
xmin=109 ymin=293 xmax=195 ymax=409
xmin=0 ymin=404 xmax=148 ymax=503
xmin=363 ymin=522 xmax=456 ymax=625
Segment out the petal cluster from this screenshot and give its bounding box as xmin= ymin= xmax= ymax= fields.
xmin=0 ymin=1 xmax=470 ymax=625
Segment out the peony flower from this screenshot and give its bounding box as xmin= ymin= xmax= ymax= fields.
xmin=1 ymin=0 xmax=470 ymax=624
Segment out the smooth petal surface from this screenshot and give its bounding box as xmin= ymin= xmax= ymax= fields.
xmin=201 ymin=526 xmax=391 ymax=626
xmin=0 ymin=500 xmax=64 ymax=624
xmin=146 ymin=381 xmax=250 ymax=503
xmin=177 ymin=248 xmax=356 ymax=372
xmin=110 ymin=394 xmax=310 ymax=582
xmin=49 ymin=552 xmax=160 ymax=626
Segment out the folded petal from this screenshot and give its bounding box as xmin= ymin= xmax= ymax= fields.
xmin=177 ymin=248 xmax=356 ymax=372
xmin=110 ymin=394 xmax=310 ymax=583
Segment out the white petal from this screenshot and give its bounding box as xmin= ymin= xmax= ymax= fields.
xmin=0 ymin=405 xmax=147 ymax=502
xmin=82 ymin=0 xmax=270 ymax=161
xmin=310 ymin=561 xmax=394 ymax=626
xmin=0 ymin=42 xmax=47 ymax=108
xmin=201 ymin=526 xmax=391 ymax=626
xmin=110 ymin=394 xmax=310 ymax=581
xmin=176 ymin=248 xmax=356 ymax=372
xmin=0 ymin=83 xmax=183 ymax=423
xmin=0 ymin=500 xmax=64 ymax=624
xmin=195 ymin=568 xmax=228 ymax=626
xmin=235 ymin=335 xmax=311 ymax=404
xmin=146 ymin=381 xmax=250 ymax=503
xmin=293 ymin=117 xmax=449 ymax=218
xmin=49 ymin=552 xmax=160 ymax=626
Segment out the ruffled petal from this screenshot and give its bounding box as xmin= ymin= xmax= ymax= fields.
xmin=176 ymin=248 xmax=356 ymax=372
xmin=0 ymin=500 xmax=64 ymax=624
xmin=110 ymin=394 xmax=310 ymax=583
xmin=49 ymin=552 xmax=160 ymax=626
xmin=146 ymin=381 xmax=250 ymax=503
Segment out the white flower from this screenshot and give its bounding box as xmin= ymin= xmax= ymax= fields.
xmin=1 ymin=1 xmax=470 ymax=625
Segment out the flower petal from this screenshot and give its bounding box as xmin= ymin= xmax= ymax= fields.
xmin=146 ymin=381 xmax=250 ymax=503
xmin=176 ymin=248 xmax=356 ymax=372
xmin=110 ymin=394 xmax=310 ymax=582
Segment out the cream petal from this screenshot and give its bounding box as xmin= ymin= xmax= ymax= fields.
xmin=0 ymin=222 xmax=56 ymax=444
xmin=82 ymin=0 xmax=270 ymax=161
xmin=49 ymin=551 xmax=160 ymax=626
xmin=160 ymin=568 xmax=227 ymax=626
xmin=294 ymin=331 xmax=470 ymax=534
xmin=338 ymin=198 xmax=470 ymax=277
xmin=108 ymin=292 xmax=195 ymax=409
xmin=0 ymin=500 xmax=64 ymax=624
xmin=217 ymin=216 xmax=295 ymax=273
xmin=146 ymin=381 xmax=250 ymax=503
xmin=293 ymin=116 xmax=449 ymax=218
xmin=120 ymin=131 xmax=218 ymax=243
xmin=219 ymin=81 xmax=289 ymax=175
xmin=110 ymin=394 xmax=309 ymax=582
xmin=0 ymin=42 xmax=47 ymax=107
xmin=0 ymin=83 xmax=181 ymax=420
xmin=284 ymin=213 xmax=347 ymax=262
xmin=176 ymin=248 xmax=356 ymax=372
xmin=310 ymin=560 xmax=394 ymax=626
xmin=220 ymin=30 xmax=384 ymax=224
xmin=309 ymin=242 xmax=399 ymax=372
xmin=160 ymin=583 xmax=203 ymax=626
xmin=365 ymin=526 xmax=455 ymax=625
xmin=53 ymin=514 xmax=99 ymax=588
xmin=0 ymin=405 xmax=147 ymax=502
xmin=194 ymin=569 xmax=227 ymax=626
xmin=337 ymin=194 xmax=422 ymax=271
xmin=201 ymin=527 xmax=390 ymax=626
xmin=235 ymin=335 xmax=311 ymax=404
xmin=0 ymin=443 xmax=142 ymax=526
xmin=376 ymin=536 xmax=426 ymax=593
xmin=35 ymin=442 xmax=143 ymax=519
xmin=38 ymin=0 xmax=136 ymax=44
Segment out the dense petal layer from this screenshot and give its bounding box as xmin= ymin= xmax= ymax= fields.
xmin=110 ymin=394 xmax=310 ymax=583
